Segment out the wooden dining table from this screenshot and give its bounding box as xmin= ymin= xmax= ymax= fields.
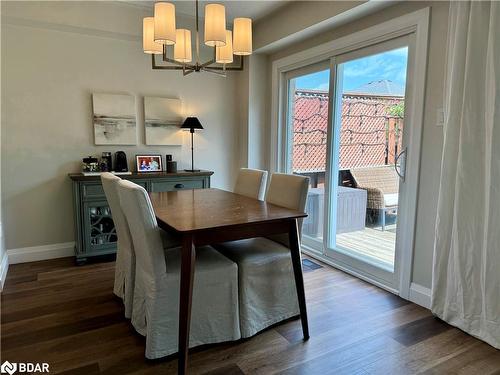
xmin=149 ymin=188 xmax=310 ymax=375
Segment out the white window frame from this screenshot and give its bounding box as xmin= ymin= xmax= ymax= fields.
xmin=270 ymin=8 xmax=430 ymax=298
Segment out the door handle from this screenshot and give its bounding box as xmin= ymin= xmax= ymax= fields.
xmin=394 ymin=147 xmax=407 ymax=182
xmin=174 ymin=183 xmax=185 ymax=189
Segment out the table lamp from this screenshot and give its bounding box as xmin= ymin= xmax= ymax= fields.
xmin=181 ymin=117 xmax=204 ymax=172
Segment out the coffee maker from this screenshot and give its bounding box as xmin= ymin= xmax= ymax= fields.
xmin=166 ymin=154 xmax=177 ymax=173
xmin=114 ymin=151 xmax=128 ymax=172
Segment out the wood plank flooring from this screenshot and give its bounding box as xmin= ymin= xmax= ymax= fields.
xmin=1 ymin=257 xmax=499 ymax=375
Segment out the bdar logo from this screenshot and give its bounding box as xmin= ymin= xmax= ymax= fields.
xmin=1 ymin=362 xmax=49 ymax=374
xmin=1 ymin=361 xmax=17 ymax=375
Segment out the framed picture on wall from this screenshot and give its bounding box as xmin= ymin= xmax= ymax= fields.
xmin=144 ymin=97 xmax=183 ymax=146
xmin=92 ymin=93 xmax=137 ymax=145
xmin=136 ymin=155 xmax=163 ymax=172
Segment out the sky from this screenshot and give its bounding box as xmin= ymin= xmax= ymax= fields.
xmin=295 ymin=47 xmax=408 ymax=93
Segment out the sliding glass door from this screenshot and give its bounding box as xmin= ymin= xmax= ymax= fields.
xmin=284 ymin=35 xmax=413 ymax=290
xmin=327 ymin=37 xmax=410 ymax=287
xmin=284 ymin=62 xmax=331 ymax=251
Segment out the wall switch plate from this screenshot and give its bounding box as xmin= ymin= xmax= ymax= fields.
xmin=436 ymin=108 xmax=445 ymax=127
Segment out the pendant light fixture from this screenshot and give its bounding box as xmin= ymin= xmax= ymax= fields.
xmin=233 ymin=18 xmax=252 ymax=55
xmin=204 ymin=4 xmax=226 ymax=47
xmin=174 ymin=29 xmax=192 ymax=63
xmin=143 ymin=17 xmax=163 ymax=54
xmin=154 ymin=2 xmax=176 ymax=45
xmin=143 ymin=0 xmax=252 ymax=76
xmin=216 ymin=30 xmax=233 ymax=64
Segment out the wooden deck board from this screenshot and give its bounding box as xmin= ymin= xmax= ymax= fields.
xmin=336 ymin=226 xmax=396 ymax=266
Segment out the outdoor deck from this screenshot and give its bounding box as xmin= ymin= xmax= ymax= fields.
xmin=336 ymin=224 xmax=396 ymax=268
xmin=303 ymin=188 xmax=398 ymax=270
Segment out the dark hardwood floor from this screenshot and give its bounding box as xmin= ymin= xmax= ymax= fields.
xmin=1 ymin=257 xmax=499 ymax=374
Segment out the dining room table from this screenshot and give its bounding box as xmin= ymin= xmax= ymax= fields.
xmin=149 ymin=188 xmax=310 ymax=375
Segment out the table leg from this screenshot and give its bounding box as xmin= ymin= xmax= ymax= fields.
xmin=178 ymin=234 xmax=196 ymax=375
xmin=288 ymin=219 xmax=310 ymax=340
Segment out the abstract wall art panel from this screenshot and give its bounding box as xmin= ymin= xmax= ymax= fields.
xmin=92 ymin=93 xmax=137 ymax=145
xmin=144 ymin=97 xmax=183 ymax=146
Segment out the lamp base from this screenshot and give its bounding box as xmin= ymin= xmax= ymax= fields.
xmin=184 ymin=169 xmax=201 ymax=172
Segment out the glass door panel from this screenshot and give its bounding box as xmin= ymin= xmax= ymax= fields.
xmin=327 ymin=38 xmax=410 ymax=282
xmin=285 ymin=63 xmax=330 ymax=251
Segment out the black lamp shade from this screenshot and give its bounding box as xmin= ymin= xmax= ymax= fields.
xmin=181 ymin=117 xmax=204 ymax=130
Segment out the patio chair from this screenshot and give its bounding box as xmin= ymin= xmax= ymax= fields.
xmin=350 ymin=165 xmax=399 ymax=231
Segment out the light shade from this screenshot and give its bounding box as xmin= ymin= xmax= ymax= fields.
xmin=174 ymin=29 xmax=192 ymax=63
xmin=216 ymin=30 xmax=233 ymax=64
xmin=233 ymin=18 xmax=252 ymax=56
xmin=143 ymin=17 xmax=163 ymax=54
xmin=204 ymin=4 xmax=226 ymax=47
xmin=154 ymin=2 xmax=176 ymax=45
xmin=181 ymin=117 xmax=204 ymax=130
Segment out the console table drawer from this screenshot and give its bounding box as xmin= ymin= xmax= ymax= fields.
xmin=150 ymin=179 xmax=204 ymax=192
xmin=82 ymin=180 xmax=147 ymax=199
xmin=82 ymin=183 xmax=105 ymax=199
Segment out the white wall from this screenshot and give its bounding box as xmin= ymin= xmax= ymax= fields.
xmin=236 ymin=56 xmax=250 ymax=168
xmin=237 ymin=54 xmax=269 ymax=170
xmin=0 ymin=12 xmax=8 ymax=287
xmin=1 ymin=1 xmax=240 ymax=252
xmin=247 ymin=54 xmax=269 ymax=170
xmin=247 ymin=1 xmax=449 ymax=290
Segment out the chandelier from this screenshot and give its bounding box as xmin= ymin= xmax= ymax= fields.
xmin=143 ymin=1 xmax=252 ymax=76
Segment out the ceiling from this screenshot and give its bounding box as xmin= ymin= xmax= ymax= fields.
xmin=126 ymin=1 xmax=286 ymax=21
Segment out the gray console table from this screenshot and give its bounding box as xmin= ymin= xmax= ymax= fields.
xmin=69 ymin=171 xmax=213 ymax=265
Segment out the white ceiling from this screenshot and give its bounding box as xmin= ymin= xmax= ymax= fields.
xmin=126 ymin=1 xmax=286 ymax=21
xmin=177 ymin=1 xmax=284 ymax=21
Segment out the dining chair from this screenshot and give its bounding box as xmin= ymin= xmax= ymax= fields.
xmin=216 ymin=173 xmax=310 ymax=338
xmin=101 ymin=172 xmax=135 ymax=319
xmin=233 ymin=168 xmax=268 ymax=201
xmin=117 ymin=179 xmax=241 ymax=359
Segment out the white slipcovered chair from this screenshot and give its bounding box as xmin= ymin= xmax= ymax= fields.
xmin=101 ymin=172 xmax=135 ymax=319
xmin=216 ymin=173 xmax=310 ymax=338
xmin=117 ymin=179 xmax=241 ymax=359
xmin=233 ymin=168 xmax=268 ymax=200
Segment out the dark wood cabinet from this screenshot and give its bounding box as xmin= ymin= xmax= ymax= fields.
xmin=69 ymin=171 xmax=213 ymax=264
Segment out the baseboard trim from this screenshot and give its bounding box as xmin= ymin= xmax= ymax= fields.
xmin=7 ymin=242 xmax=75 ymax=264
xmin=0 ymin=220 xmax=7 ymax=290
xmin=409 ymin=282 xmax=431 ymax=309
xmin=0 ymin=253 xmax=9 ymax=291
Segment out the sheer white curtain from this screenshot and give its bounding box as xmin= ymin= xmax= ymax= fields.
xmin=431 ymin=1 xmax=500 ymax=348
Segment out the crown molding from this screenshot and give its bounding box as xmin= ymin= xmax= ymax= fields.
xmin=116 ymin=0 xmax=199 ymax=21
xmin=115 ymin=0 xmax=153 ymax=11
xmin=2 ymin=15 xmax=142 ymax=42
